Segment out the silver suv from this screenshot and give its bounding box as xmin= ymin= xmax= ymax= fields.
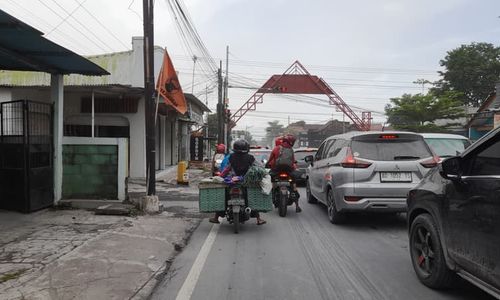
xmin=305 ymin=131 xmax=438 ymax=224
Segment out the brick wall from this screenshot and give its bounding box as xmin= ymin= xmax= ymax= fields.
xmin=62 ymin=145 xmax=118 ymax=199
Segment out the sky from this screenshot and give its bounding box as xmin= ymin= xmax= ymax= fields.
xmin=2 ymin=0 xmax=500 ymax=141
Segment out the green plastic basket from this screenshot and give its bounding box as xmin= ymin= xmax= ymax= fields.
xmin=198 ymin=183 xmax=226 ymax=212
xmin=247 ymin=187 xmax=273 ymax=212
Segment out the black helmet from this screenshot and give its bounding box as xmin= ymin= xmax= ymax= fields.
xmin=233 ymin=139 xmax=250 ymax=153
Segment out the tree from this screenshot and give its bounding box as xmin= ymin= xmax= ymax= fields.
xmin=434 ymin=43 xmax=500 ymax=107
xmin=264 ymin=120 xmax=285 ymax=147
xmin=232 ymin=130 xmax=256 ymax=145
xmin=385 ymin=91 xmax=465 ymax=132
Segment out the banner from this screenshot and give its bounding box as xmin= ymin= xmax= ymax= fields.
xmin=156 ymin=50 xmax=187 ymax=114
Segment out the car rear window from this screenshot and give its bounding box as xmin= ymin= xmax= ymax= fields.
xmin=351 ymin=134 xmax=432 ymax=161
xmin=424 ymin=138 xmax=471 ymax=158
xmin=295 ymin=151 xmax=316 ymax=161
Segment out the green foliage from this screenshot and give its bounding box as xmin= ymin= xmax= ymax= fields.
xmin=385 ymin=91 xmax=465 ymax=132
xmin=264 ymin=120 xmax=284 ymax=147
xmin=434 ymin=42 xmax=500 ymax=107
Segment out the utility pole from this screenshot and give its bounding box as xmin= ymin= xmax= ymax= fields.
xmin=224 ymin=45 xmax=229 ymax=146
xmin=143 ymin=0 xmax=155 ymax=195
xmin=191 ymin=55 xmax=197 ymax=94
xmin=217 ymin=61 xmax=224 ymax=145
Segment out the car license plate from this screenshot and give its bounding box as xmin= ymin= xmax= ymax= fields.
xmin=380 ymin=172 xmax=412 ymax=182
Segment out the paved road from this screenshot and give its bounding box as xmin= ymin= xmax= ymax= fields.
xmin=151 ymin=187 xmax=494 ymax=300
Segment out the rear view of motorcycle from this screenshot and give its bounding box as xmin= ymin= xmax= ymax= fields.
xmin=272 ymin=172 xmax=294 ymax=217
xmin=198 ymin=173 xmax=273 ymax=234
xmin=226 ymin=184 xmax=250 ymax=233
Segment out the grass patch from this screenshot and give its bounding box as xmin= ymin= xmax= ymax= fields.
xmin=0 ymin=269 xmax=27 ymax=283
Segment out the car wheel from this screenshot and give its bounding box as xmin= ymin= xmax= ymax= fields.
xmin=409 ymin=214 xmax=456 ymax=288
xmin=306 ymin=180 xmax=317 ymax=204
xmin=327 ymin=188 xmax=345 ymax=224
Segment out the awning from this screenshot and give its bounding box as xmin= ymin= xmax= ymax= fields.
xmin=0 ymin=9 xmax=109 ymax=76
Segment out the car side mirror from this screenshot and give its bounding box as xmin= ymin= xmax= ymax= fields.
xmin=304 ymin=155 xmax=314 ymax=166
xmin=439 ymin=156 xmax=462 ymax=181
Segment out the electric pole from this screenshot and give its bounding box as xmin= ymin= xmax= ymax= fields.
xmin=224 ymin=45 xmax=229 ymax=146
xmin=217 ymin=61 xmax=224 ymax=145
xmin=191 ymin=55 xmax=197 ymax=94
xmin=143 ymin=0 xmax=155 ymax=195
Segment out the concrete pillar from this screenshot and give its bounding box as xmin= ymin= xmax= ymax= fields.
xmin=51 ymin=74 xmax=64 ymax=203
xmin=159 ymin=115 xmax=166 ymax=169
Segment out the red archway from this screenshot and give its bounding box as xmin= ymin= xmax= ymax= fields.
xmin=230 ymin=60 xmax=372 ymax=131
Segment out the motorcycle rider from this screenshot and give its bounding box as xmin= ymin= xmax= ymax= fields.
xmin=212 ymin=144 xmax=227 ymax=176
xmin=267 ymin=134 xmax=302 ymax=213
xmin=209 ymin=139 xmax=267 ymax=225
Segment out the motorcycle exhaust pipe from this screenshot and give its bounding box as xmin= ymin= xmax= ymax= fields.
xmin=245 ymin=207 xmax=252 ymax=215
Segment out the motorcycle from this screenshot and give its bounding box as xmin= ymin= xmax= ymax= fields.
xmin=272 ymin=172 xmax=294 ymax=217
xmin=226 ymin=184 xmax=251 ymax=234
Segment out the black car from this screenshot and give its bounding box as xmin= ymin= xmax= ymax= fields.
xmin=407 ymin=126 xmax=500 ymax=298
xmin=294 ymin=147 xmax=317 ymax=184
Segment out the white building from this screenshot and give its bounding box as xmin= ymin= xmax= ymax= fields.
xmin=0 ymin=37 xmax=208 ymax=204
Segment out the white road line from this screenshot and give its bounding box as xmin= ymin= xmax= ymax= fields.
xmin=175 ymin=223 xmax=220 ymax=300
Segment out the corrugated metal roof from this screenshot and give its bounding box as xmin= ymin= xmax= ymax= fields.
xmin=0 ymin=9 xmax=108 ymax=76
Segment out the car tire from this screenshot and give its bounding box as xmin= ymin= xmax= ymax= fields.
xmin=306 ymin=180 xmax=317 ymax=204
xmin=327 ymin=188 xmax=345 ymax=224
xmin=409 ymin=214 xmax=456 ymax=288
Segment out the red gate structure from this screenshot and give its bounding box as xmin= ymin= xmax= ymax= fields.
xmin=230 ymin=60 xmax=372 ymax=131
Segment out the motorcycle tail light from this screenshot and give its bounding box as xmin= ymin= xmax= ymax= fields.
xmin=279 ymin=173 xmax=289 ymax=179
xmin=420 ymin=156 xmax=440 ymax=168
xmin=230 ymin=187 xmax=241 ymax=195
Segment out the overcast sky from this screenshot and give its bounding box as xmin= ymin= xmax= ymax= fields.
xmin=2 ymin=0 xmax=500 ymax=140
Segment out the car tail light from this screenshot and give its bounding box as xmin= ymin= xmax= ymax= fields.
xmin=344 ymin=196 xmax=363 ymax=202
xmin=341 ymin=148 xmax=372 ymax=168
xmin=420 ymin=156 xmax=440 ymax=168
xmin=379 ymin=134 xmax=398 ymax=139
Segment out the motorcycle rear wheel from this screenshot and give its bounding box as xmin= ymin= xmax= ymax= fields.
xmin=233 ymin=212 xmax=240 ymax=234
xmin=278 ymin=190 xmax=288 ymax=217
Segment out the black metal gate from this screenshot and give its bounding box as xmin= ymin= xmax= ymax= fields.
xmin=0 ymin=100 xmax=53 ymax=212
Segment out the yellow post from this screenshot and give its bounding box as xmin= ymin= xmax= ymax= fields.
xmin=177 ymin=161 xmax=189 ymax=185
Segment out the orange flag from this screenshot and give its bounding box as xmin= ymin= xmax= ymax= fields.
xmin=156 ymin=50 xmax=187 ymax=114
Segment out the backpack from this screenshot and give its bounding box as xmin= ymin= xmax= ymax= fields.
xmin=275 ymin=146 xmax=294 ymax=170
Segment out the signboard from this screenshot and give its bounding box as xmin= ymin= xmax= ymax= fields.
xmin=190 ymin=135 xmax=204 ymax=161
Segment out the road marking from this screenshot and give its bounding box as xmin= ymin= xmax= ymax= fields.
xmin=175 ymin=223 xmax=220 ymax=300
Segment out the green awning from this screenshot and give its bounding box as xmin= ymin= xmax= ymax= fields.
xmin=0 ymin=9 xmax=109 ymax=76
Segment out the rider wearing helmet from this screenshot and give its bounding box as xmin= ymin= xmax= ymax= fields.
xmin=210 ymin=139 xmax=266 ymax=225
xmin=212 ymin=144 xmax=227 ymax=175
xmin=267 ymin=134 xmax=302 ymax=213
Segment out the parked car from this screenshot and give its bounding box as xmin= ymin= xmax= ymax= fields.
xmin=421 ymin=133 xmax=472 ymax=159
xmin=305 ymin=131 xmax=438 ymax=224
xmin=294 ymin=147 xmax=318 ymax=184
xmin=407 ymin=126 xmax=500 ymax=298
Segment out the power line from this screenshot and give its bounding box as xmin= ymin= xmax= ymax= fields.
xmin=48 ymin=0 xmax=116 ymax=52
xmin=36 ymin=0 xmax=109 ymax=52
xmin=75 ymin=0 xmax=130 ymax=50
xmin=46 ymin=0 xmax=87 ymax=35
xmin=3 ymin=0 xmax=94 ymax=53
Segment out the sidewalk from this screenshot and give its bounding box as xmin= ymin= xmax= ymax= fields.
xmin=0 ymin=166 xmax=211 ymax=300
